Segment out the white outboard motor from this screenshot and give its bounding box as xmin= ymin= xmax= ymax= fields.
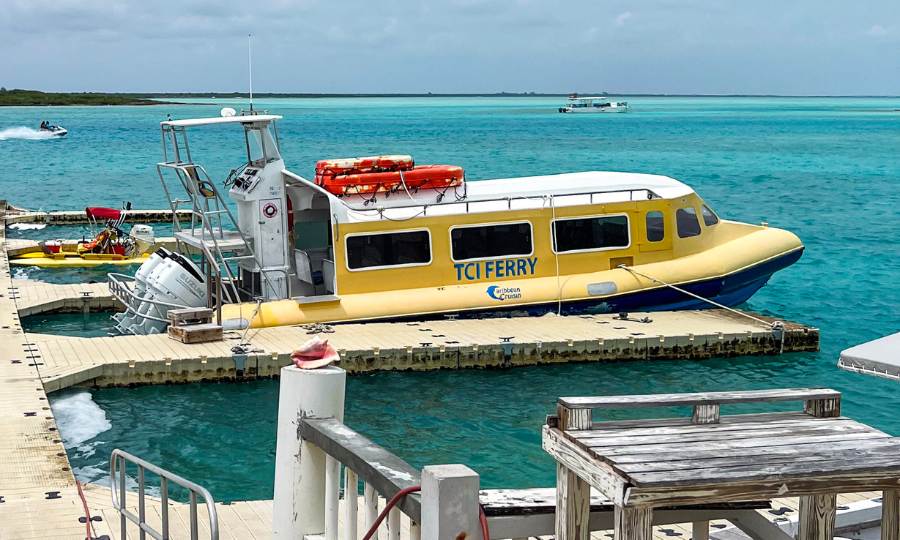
xmin=113 ymin=250 xmax=208 ymax=335
xmin=130 ymin=224 xmax=155 ymax=255
xmin=112 ymin=248 xmax=169 ymax=333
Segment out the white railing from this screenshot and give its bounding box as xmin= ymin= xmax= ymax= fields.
xmin=273 ymin=366 xmax=482 ymax=540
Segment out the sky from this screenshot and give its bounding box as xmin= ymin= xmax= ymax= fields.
xmin=1 ymin=0 xmax=899 ymax=95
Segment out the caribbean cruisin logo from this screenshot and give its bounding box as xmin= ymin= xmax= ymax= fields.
xmin=486 ymin=285 xmax=523 ymax=301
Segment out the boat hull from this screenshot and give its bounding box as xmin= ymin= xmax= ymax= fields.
xmin=10 ymin=253 xmax=150 ymax=268
xmin=220 ymin=244 xmax=803 ymax=330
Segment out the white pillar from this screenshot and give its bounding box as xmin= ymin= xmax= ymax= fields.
xmin=272 ymin=365 xmax=346 ymax=539
xmin=420 ymin=464 xmax=480 ymax=540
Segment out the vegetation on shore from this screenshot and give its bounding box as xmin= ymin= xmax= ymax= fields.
xmin=0 ymin=88 xmax=162 ymax=106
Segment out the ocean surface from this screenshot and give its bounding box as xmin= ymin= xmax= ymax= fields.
xmin=3 ymin=96 xmax=899 ymax=502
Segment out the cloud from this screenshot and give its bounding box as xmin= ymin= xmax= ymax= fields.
xmin=615 ymin=11 xmax=633 ymax=27
xmin=867 ymin=24 xmax=888 ymax=36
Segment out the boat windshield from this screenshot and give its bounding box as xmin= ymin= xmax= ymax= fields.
xmin=244 ymin=124 xmax=281 ymax=166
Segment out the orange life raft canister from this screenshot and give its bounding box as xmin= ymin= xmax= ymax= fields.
xmin=314 ymin=155 xmax=463 ymax=196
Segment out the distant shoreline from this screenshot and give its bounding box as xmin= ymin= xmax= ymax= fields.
xmin=2 ymin=89 xmax=897 ymax=107
xmin=0 ymin=89 xmax=176 ymax=107
xmin=143 ymin=92 xmax=900 ymax=99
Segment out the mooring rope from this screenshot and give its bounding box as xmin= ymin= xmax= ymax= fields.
xmin=617 ymin=265 xmax=785 ymax=343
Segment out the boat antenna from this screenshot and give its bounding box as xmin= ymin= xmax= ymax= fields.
xmin=248 ymin=33 xmax=254 ymax=111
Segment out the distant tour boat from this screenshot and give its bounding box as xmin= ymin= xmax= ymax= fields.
xmin=109 ymin=113 xmax=802 ymax=334
xmin=559 ymin=94 xmax=629 ymax=113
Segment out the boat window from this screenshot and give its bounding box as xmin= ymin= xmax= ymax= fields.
xmin=552 ymin=215 xmax=629 ymax=253
xmin=245 ymin=125 xmax=281 ymax=166
xmin=676 ymin=207 xmax=702 ymax=238
xmin=346 ymin=230 xmax=431 ymax=270
xmin=701 ymin=204 xmax=720 ymax=226
xmin=451 ymin=222 xmax=532 ymax=261
xmin=646 ymin=211 xmax=665 ymax=242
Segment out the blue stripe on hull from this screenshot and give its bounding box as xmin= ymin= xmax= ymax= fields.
xmin=456 ymin=247 xmax=803 ymax=319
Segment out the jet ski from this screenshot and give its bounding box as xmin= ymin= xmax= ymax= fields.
xmin=10 ymin=204 xmax=156 ymax=268
xmin=39 ymin=122 xmax=67 ymax=137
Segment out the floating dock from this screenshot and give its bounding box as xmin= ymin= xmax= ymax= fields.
xmin=24 ymin=308 xmax=818 ymax=391
xmin=4 ymin=207 xmax=191 ymax=225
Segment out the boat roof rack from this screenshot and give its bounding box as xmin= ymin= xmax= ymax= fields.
xmin=161 ymin=115 xmax=282 ymax=128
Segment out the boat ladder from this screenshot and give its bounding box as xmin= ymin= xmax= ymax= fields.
xmin=110 ymin=449 xmax=219 ymax=540
xmin=157 ymin=124 xmax=260 ymax=305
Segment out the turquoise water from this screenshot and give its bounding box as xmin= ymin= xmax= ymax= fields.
xmin=9 ymin=96 xmax=897 ymax=501
xmin=22 ymin=312 xmax=115 ymax=338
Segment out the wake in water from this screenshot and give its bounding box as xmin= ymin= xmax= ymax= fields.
xmin=0 ymin=126 xmax=57 ymax=141
xmin=50 ymin=390 xmax=112 ymax=456
xmin=8 ymin=223 xmax=47 ymax=230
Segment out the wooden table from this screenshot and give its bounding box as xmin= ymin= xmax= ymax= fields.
xmin=543 ymin=388 xmax=900 ymax=540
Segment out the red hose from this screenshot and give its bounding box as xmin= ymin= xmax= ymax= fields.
xmin=360 ymin=485 xmax=491 ymax=540
xmin=361 ymin=486 xmax=421 ymax=540
xmin=75 ymin=479 xmax=96 ymax=540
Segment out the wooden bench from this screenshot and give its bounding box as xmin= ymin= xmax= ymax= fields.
xmin=545 ymin=387 xmax=900 ymax=540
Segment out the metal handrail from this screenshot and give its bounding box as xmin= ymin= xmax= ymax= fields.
xmin=107 ymin=273 xmax=191 ymax=324
xmin=110 ymin=449 xmax=219 ymax=540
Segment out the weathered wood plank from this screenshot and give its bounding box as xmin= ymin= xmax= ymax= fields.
xmin=298 ymin=417 xmax=421 ymax=522
xmin=615 ymin=439 xmax=900 ymax=473
xmin=571 ymin=414 xmax=852 ymax=439
xmin=587 ymin=411 xmax=811 ymax=432
xmin=583 ymin=431 xmax=888 ymax=457
xmin=614 ymin=505 xmax=653 ymax=540
xmin=798 ymin=494 xmax=836 ymax=540
xmin=478 ymin=487 xmax=768 ymax=515
xmin=628 ymin=452 xmax=900 ymax=486
xmin=578 ymin=419 xmax=873 ymax=448
xmin=625 ymin=474 xmax=900 ymax=507
xmin=602 ymin=437 xmax=900 ymax=465
xmin=560 ymin=388 xmax=840 ymax=410
xmin=883 ymin=489 xmax=900 ymax=540
xmin=542 ymin=426 xmax=628 ymax=505
xmin=556 ymin=462 xmax=590 ymax=540
xmin=805 ymin=396 xmax=841 ymax=418
xmin=692 ymin=404 xmax=719 ymax=424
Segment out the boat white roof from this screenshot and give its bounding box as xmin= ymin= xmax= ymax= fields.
xmin=161 ymin=114 xmax=282 ymax=128
xmin=569 ymin=96 xmax=613 ymax=100
xmin=321 ymin=171 xmax=695 ymax=222
xmin=465 ymin=171 xmax=691 ymax=200
xmin=838 ymin=332 xmax=900 ymax=381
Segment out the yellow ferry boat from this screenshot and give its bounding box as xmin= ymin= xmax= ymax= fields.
xmin=108 ymin=113 xmax=803 ymax=334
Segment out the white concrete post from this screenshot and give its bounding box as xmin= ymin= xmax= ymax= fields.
xmin=272 ymin=365 xmax=346 ymax=539
xmin=421 ymin=464 xmax=481 ymax=540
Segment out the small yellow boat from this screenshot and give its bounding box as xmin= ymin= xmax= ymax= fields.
xmin=10 ymin=250 xmax=151 ymax=268
xmin=10 ymin=205 xmax=155 ymax=268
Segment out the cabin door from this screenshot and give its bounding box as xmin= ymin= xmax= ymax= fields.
xmin=288 ymin=189 xmax=336 ymax=297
